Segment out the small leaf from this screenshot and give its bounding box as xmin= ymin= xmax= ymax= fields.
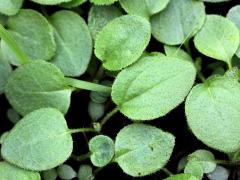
xmin=177 ymin=156 xmax=188 ymax=173
xmin=30 ymin=0 xmax=72 ymax=5
xmin=151 ymin=0 xmax=205 ymax=45
xmin=88 ymin=5 xmax=122 ymax=40
xmin=1 ymin=9 xmax=56 ymax=66
xmin=88 ymin=101 xmax=105 ymax=121
xmin=119 ymin=0 xmax=170 ymax=18
xmin=57 ymin=164 xmax=77 ymax=180
xmin=89 ymin=135 xmax=115 ymax=167
xmin=7 ymin=108 xmax=21 ymax=124
xmin=60 ymin=0 xmax=87 ymax=8
xmin=184 ymin=160 xmax=204 ymax=179
xmin=1 ymin=108 xmax=73 ymax=171
xmin=94 ymin=15 xmax=151 ymax=71
xmin=90 ymin=0 xmax=118 ymax=5
xmin=114 ymin=124 xmax=175 ymax=177
xmin=207 ymin=165 xmax=230 ymax=180
xmin=77 ymin=165 xmax=94 ymax=180
xmin=164 ymin=173 xmax=199 ymax=180
xmin=0 ymin=0 xmax=23 ymax=16
xmin=0 ymin=161 xmax=40 ymax=180
xmin=0 ymin=55 xmax=12 ymax=95
xmin=194 ymin=15 xmax=239 ymax=65
xmin=5 ymin=61 xmax=72 ymax=116
xmin=164 ymin=45 xmax=192 ymax=62
xmin=112 ymin=56 xmax=196 ymax=120
xmin=42 ymin=169 xmax=58 ymax=180
xmin=49 ymin=10 xmax=92 ymax=77
xmin=185 ymin=76 xmax=240 ymax=152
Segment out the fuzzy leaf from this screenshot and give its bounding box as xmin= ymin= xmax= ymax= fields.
xmin=115 ymin=124 xmax=175 ymax=177
xmin=184 ymin=160 xmax=204 ymax=179
xmin=151 ymin=0 xmax=205 ymax=45
xmin=185 ymin=76 xmax=240 ymax=152
xmin=5 ymin=61 xmax=72 ymax=116
xmin=164 ymin=174 xmax=199 ymax=180
xmin=78 ymin=165 xmax=94 ymax=180
xmin=30 ymin=0 xmax=72 ymax=5
xmin=0 ymin=55 xmax=12 ymax=95
xmin=42 ymin=169 xmax=58 ymax=180
xmin=57 ymin=164 xmax=77 ymax=180
xmin=164 ymin=45 xmax=192 ymax=62
xmin=0 ymin=0 xmax=23 ymax=16
xmin=194 ymin=15 xmax=239 ymax=65
xmin=49 ymin=10 xmax=92 ymax=77
xmin=60 ymin=0 xmax=87 ymax=8
xmin=1 ymin=108 xmax=73 ymax=171
xmin=112 ymin=56 xmax=196 ymax=120
xmin=1 ymin=9 xmax=56 ymax=66
xmin=90 ymin=0 xmax=118 ymax=5
xmin=94 ymin=15 xmax=151 ymax=71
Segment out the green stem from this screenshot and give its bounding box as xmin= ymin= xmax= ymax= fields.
xmin=100 ymin=107 xmax=119 ymax=127
xmin=65 ymin=77 xmax=111 ymax=93
xmin=197 ymin=71 xmax=206 ymax=82
xmin=184 ymin=40 xmax=192 ymax=57
xmin=215 ymin=159 xmax=240 ymax=166
xmin=71 ymin=152 xmax=91 ymax=162
xmin=68 ymin=128 xmax=96 ymax=134
xmin=0 ymin=24 xmax=30 ymax=64
xmin=227 ymin=61 xmax=233 ymax=70
xmin=161 ymin=168 xmax=174 ymax=176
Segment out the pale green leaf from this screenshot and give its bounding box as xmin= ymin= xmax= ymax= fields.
xmin=184 ymin=160 xmax=204 ymax=179
xmin=0 ymin=161 xmax=40 ymax=180
xmin=88 ymin=5 xmax=122 ymax=40
xmin=5 ymin=61 xmax=72 ymax=116
xmin=185 ymin=76 xmax=240 ymax=152
xmin=42 ymin=169 xmax=58 ymax=180
xmin=0 ymin=54 xmax=12 ymax=94
xmin=1 ymin=9 xmax=56 ymax=66
xmin=49 ymin=10 xmax=92 ymax=77
xmin=57 ymin=164 xmax=77 ymax=180
xmin=164 ymin=45 xmax=193 ymax=62
xmin=207 ymin=166 xmax=230 ymax=180
xmin=115 ymin=124 xmax=175 ymax=177
xmin=194 ymin=15 xmax=239 ymax=65
xmin=112 ymin=56 xmax=196 ymax=120
xmin=202 ymin=0 xmax=229 ymax=2
xmin=94 ymin=15 xmax=151 ymax=71
xmin=119 ymin=0 xmax=170 ymax=18
xmin=88 ymin=101 xmax=105 ymax=121
xmin=151 ymin=0 xmax=205 ymax=45
xmin=0 ymin=132 xmax=9 ymax=144
xmin=89 ymin=135 xmax=115 ymax=167
xmin=60 ymin=0 xmax=87 ymax=8
xmin=90 ymin=0 xmax=118 ymax=5
xmin=0 ymin=0 xmax=23 ymax=16
xmin=78 ymin=165 xmax=94 ymax=180
xmin=30 ymin=0 xmax=72 ymax=5
xmin=1 ymin=108 xmax=73 ymax=171
xmin=164 ymin=173 xmax=199 ymax=180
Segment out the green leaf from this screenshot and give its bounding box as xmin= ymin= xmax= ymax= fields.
xmin=0 ymin=0 xmax=23 ymax=16
xmin=207 ymin=166 xmax=230 ymax=180
xmin=88 ymin=101 xmax=105 ymax=121
xmin=49 ymin=10 xmax=92 ymax=77
xmin=164 ymin=174 xmax=199 ymax=180
xmin=77 ymin=165 xmax=94 ymax=180
xmin=0 ymin=132 xmax=9 ymax=144
xmin=5 ymin=61 xmax=72 ymax=116
xmin=151 ymin=0 xmax=205 ymax=45
xmin=115 ymin=124 xmax=175 ymax=177
xmin=184 ymin=160 xmax=204 ymax=179
xmin=119 ymin=0 xmax=170 ymax=19
xmin=0 ymin=161 xmax=40 ymax=180
xmin=185 ymin=76 xmax=240 ymax=152
xmin=7 ymin=108 xmax=21 ymax=124
xmin=94 ymin=15 xmax=151 ymax=71
xmin=30 ymin=0 xmax=72 ymax=5
xmin=90 ymin=0 xmax=118 ymax=5
xmin=60 ymin=0 xmax=87 ymax=8
xmin=42 ymin=169 xmax=58 ymax=180
xmin=1 ymin=108 xmax=73 ymax=171
xmin=89 ymin=135 xmax=115 ymax=167
xmin=112 ymin=56 xmax=196 ymax=120
xmin=0 ymin=14 xmax=7 ymax=25
xmin=1 ymin=9 xmax=56 ymax=66
xmin=202 ymin=0 xmax=229 ymax=2
xmin=57 ymin=164 xmax=77 ymax=180
xmin=0 ymin=54 xmax=12 ymax=94
xmin=227 ymin=5 xmax=240 ymax=58
xmin=88 ymin=5 xmax=122 ymax=40
xmin=164 ymin=45 xmax=193 ymax=62
xmin=194 ymin=15 xmax=239 ymax=65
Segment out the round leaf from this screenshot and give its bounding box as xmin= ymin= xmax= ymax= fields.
xmin=151 ymin=0 xmax=205 ymax=45
xmin=42 ymin=169 xmax=58 ymax=180
xmin=88 ymin=101 xmax=105 ymax=121
xmin=78 ymin=165 xmax=94 ymax=180
xmin=194 ymin=15 xmax=239 ymax=65
xmin=112 ymin=56 xmax=196 ymax=120
xmin=0 ymin=161 xmax=40 ymax=180
xmin=57 ymin=164 xmax=77 ymax=180
xmin=30 ymin=0 xmax=72 ymax=5
xmin=90 ymin=0 xmax=118 ymax=5
xmin=164 ymin=173 xmax=199 ymax=180
xmin=5 ymin=61 xmax=72 ymax=116
xmin=89 ymin=135 xmax=115 ymax=167
xmin=49 ymin=10 xmax=92 ymax=77
xmin=185 ymin=76 xmax=240 ymax=152
xmin=1 ymin=9 xmax=56 ymax=66
xmin=0 ymin=0 xmax=23 ymax=16
xmin=184 ymin=160 xmax=204 ymax=179
xmin=207 ymin=165 xmax=230 ymax=180
xmin=1 ymin=108 xmax=73 ymax=171
xmin=94 ymin=15 xmax=151 ymax=71
xmin=114 ymin=124 xmax=175 ymax=177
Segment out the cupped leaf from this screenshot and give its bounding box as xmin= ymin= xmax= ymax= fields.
xmin=5 ymin=61 xmax=72 ymax=116
xmin=0 ymin=55 xmax=12 ymax=94
xmin=30 ymin=0 xmax=72 ymax=5
xmin=57 ymin=164 xmax=77 ymax=180
xmin=112 ymin=56 xmax=196 ymax=120
xmin=89 ymin=135 xmax=115 ymax=167
xmin=164 ymin=173 xmax=199 ymax=180
xmin=0 ymin=0 xmax=23 ymax=16
xmin=207 ymin=165 xmax=230 ymax=180
xmin=0 ymin=161 xmax=40 ymax=180
xmin=114 ymin=124 xmax=175 ymax=177
xmin=194 ymin=15 xmax=239 ymax=65
xmin=94 ymin=15 xmax=151 ymax=71
xmin=90 ymin=0 xmax=118 ymax=5
xmin=185 ymin=76 xmax=240 ymax=152
xmin=49 ymin=10 xmax=92 ymax=77
xmin=88 ymin=5 xmax=122 ymax=40
xmin=151 ymin=0 xmax=205 ymax=45
xmin=1 ymin=9 xmax=56 ymax=66
xmin=119 ymin=0 xmax=170 ymax=19
xmin=1 ymin=108 xmax=73 ymax=171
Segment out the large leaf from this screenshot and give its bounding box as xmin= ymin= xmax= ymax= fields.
xmin=0 ymin=161 xmax=40 ymax=180
xmin=112 ymin=56 xmax=196 ymax=120
xmin=185 ymin=76 xmax=240 ymax=152
xmin=114 ymin=124 xmax=175 ymax=177
xmin=1 ymin=108 xmax=73 ymax=171
xmin=94 ymin=15 xmax=151 ymax=71
xmin=0 ymin=0 xmax=23 ymax=16
xmin=194 ymin=15 xmax=239 ymax=66
xmin=151 ymin=0 xmax=205 ymax=45
xmin=49 ymin=10 xmax=92 ymax=77
xmin=30 ymin=0 xmax=72 ymax=5
xmin=5 ymin=61 xmax=73 ymax=116
xmin=1 ymin=9 xmax=56 ymax=66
